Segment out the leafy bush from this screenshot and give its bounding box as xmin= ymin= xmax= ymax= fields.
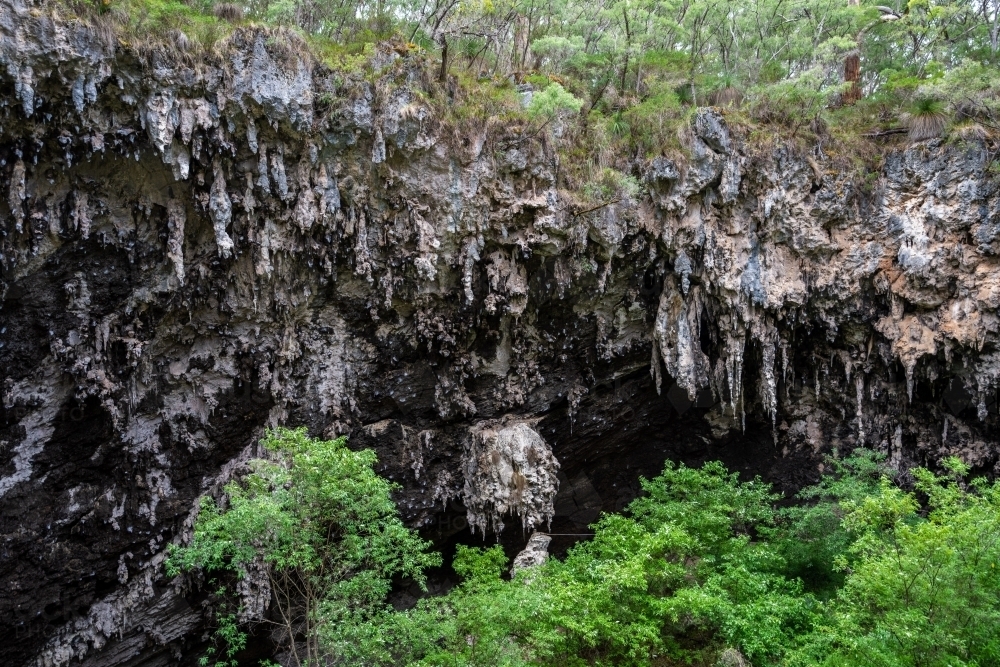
xmin=356 ymin=461 xmax=814 ymax=667
xmin=377 ymin=453 xmax=1000 ymax=667
xmin=170 ymin=432 xmax=1000 ymax=667
xmin=167 ymin=427 xmax=440 ymax=667
xmin=748 ymin=69 xmax=844 ymax=131
xmin=770 ymin=449 xmax=889 ymax=597
xmin=526 ymin=82 xmax=583 ymax=120
xmin=582 ymin=167 xmax=641 ymax=204
xmin=918 ymin=60 xmax=1000 ymax=137
xmin=530 ymin=35 xmax=584 ymax=71
xmin=789 ymin=457 xmax=1000 ymax=667
xmin=620 ymin=89 xmax=687 ymax=156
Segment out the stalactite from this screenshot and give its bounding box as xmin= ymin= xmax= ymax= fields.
xmin=209 ymin=159 xmax=235 ymax=258
xmin=726 ymin=329 xmax=745 ymax=420
xmin=650 ymin=342 xmax=663 ymax=395
xmin=753 ymin=318 xmax=778 ymax=438
xmin=166 ymin=199 xmax=186 ymax=285
xmin=905 ymin=359 xmax=917 ymax=403
xmin=781 ymin=338 xmax=789 ymax=400
xmin=655 ymin=283 xmax=710 ymax=401
xmin=9 ymin=159 xmax=25 ymax=233
xmin=257 ymin=142 xmax=271 ymax=192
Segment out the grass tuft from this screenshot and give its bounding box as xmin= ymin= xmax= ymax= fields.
xmin=212 ymin=2 xmax=243 ymax=22
xmin=906 ymin=98 xmax=948 ymax=141
xmin=169 ymin=28 xmax=191 ymax=52
xmin=709 ymin=86 xmax=744 ymax=108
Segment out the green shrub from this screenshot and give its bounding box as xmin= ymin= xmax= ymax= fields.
xmin=170 ymin=430 xmax=1000 ymax=667
xmin=382 ymin=454 xmax=1000 ymax=667
xmin=167 ymin=427 xmax=440 ymax=667
xmin=530 ymin=35 xmax=584 ymax=71
xmin=621 ymin=89 xmax=687 ymax=156
xmin=582 ymin=167 xmax=641 ymax=204
xmin=770 ymin=449 xmax=890 ymax=598
xmin=360 ymin=461 xmax=813 ymax=667
xmin=526 ymin=82 xmax=583 ymax=120
xmin=789 ymin=458 xmax=1000 ymax=667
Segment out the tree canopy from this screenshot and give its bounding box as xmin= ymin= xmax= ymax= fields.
xmin=79 ymin=0 xmax=1000 ymax=202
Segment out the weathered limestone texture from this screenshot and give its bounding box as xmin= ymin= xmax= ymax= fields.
xmin=1 ymin=0 xmax=1000 ymax=664
xmin=511 ymin=532 xmax=552 ymax=571
xmin=462 ymin=421 xmax=560 ymax=534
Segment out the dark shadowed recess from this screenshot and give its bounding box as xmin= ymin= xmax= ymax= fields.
xmin=399 ymin=327 xmax=819 ymax=571
xmin=0 ymin=383 xmax=273 ymax=666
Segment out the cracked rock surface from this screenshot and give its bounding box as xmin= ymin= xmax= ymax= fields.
xmin=2 ymin=1 xmax=1000 ymax=664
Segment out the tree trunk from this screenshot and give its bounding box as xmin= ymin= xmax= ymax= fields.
xmin=843 ymin=51 xmax=861 ymax=105
xmin=620 ymin=6 xmax=632 ymax=93
xmin=513 ymin=14 xmax=529 ymax=72
xmin=438 ymin=37 xmax=449 ymax=83
xmin=843 ymin=0 xmax=862 ymax=105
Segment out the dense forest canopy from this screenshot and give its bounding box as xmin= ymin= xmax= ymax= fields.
xmin=226 ymin=0 xmax=1000 ymax=91
xmin=86 ymin=0 xmax=1000 ymax=188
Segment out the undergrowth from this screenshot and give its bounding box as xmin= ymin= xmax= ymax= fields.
xmin=47 ymin=0 xmax=1000 ymax=202
xmin=172 ymin=431 xmax=1000 ymax=667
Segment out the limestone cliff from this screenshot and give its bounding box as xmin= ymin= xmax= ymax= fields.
xmin=2 ymin=1 xmax=999 ymax=664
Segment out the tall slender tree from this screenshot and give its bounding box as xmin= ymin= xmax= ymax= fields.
xmin=843 ymin=0 xmax=862 ymax=104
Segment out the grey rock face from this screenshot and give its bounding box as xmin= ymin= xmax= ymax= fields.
xmin=511 ymin=532 xmax=552 ymax=571
xmin=208 ymin=161 xmax=235 ymax=258
xmin=462 ymin=421 xmax=560 ymax=535
xmin=1 ymin=4 xmax=1000 ymax=666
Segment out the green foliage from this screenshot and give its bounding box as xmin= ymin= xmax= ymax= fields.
xmin=921 ymin=60 xmax=1000 ymax=117
xmin=771 ymin=449 xmax=889 ymax=597
xmin=530 ymin=35 xmax=584 ymax=71
xmin=453 ymin=544 xmax=509 ymax=583
xmin=789 ymin=460 xmax=1000 ymax=667
xmin=87 ymin=0 xmax=233 ymax=53
xmin=171 ymin=431 xmax=1000 ymax=667
xmin=617 ymin=90 xmax=687 ymax=156
xmin=353 ymin=453 xmax=1000 ymax=667
xmin=582 ymin=168 xmax=641 ymax=204
xmin=198 ymin=609 xmax=246 ymax=667
xmin=354 ymin=461 xmax=812 ymax=667
xmin=747 ymin=69 xmax=846 ymax=131
xmin=525 ymin=82 xmax=583 ymax=120
xmin=444 ymin=74 xmax=523 ymax=123
xmin=607 ymin=112 xmax=629 ymax=138
xmin=168 ymin=427 xmax=440 ymax=667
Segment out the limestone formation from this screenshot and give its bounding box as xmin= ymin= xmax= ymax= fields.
xmin=511 ymin=532 xmax=552 ymax=571
xmin=462 ymin=422 xmax=560 ymax=535
xmin=1 ymin=0 xmax=1000 ymax=664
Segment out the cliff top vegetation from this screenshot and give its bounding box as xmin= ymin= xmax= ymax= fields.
xmin=54 ymin=0 xmax=1000 ymax=198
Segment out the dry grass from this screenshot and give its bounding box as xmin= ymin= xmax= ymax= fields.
xmin=907 ymin=113 xmax=947 ymax=141
xmin=169 ymin=28 xmax=192 ymax=53
xmin=950 ymin=120 xmax=990 ymax=142
xmin=709 ymin=87 xmax=744 ymax=108
xmin=213 ymin=2 xmax=244 ymax=22
xmin=88 ymin=12 xmax=119 ymax=50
